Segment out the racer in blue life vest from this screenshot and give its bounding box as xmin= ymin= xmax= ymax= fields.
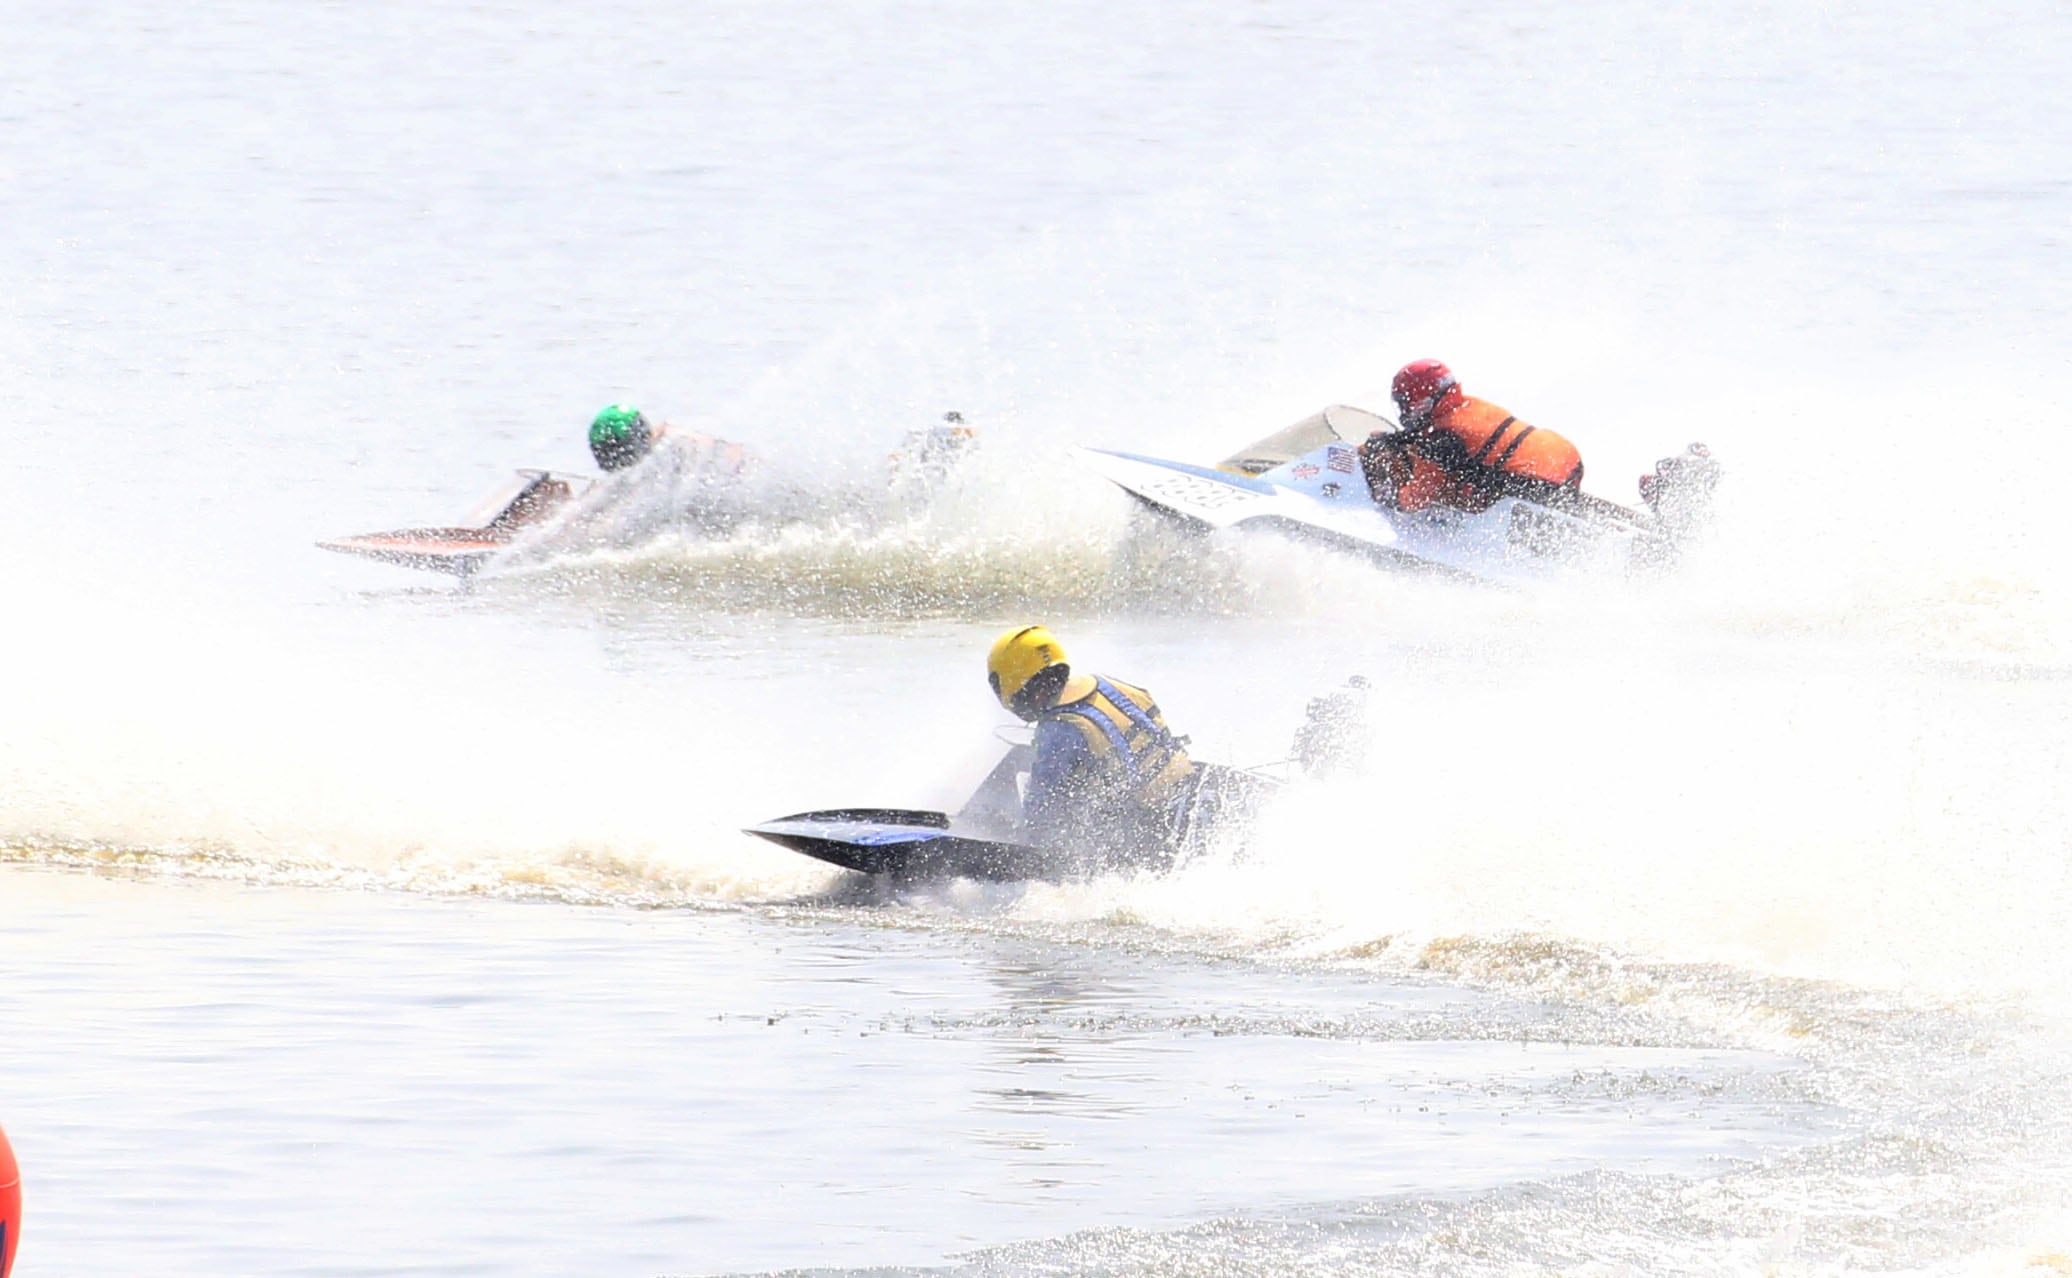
xmin=985 ymin=626 xmax=1198 ymax=856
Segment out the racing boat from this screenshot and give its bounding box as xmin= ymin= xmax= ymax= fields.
xmin=320 ymin=413 xmax=983 ymax=578
xmin=1080 ymin=405 xmax=1720 ymax=588
xmin=317 ymin=469 xmax=589 ymax=577
xmin=748 ymin=742 xmax=1283 ymax=882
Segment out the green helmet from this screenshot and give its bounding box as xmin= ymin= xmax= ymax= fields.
xmin=588 ymin=403 xmax=653 ymax=472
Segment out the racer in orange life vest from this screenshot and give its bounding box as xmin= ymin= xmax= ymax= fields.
xmin=1358 ymin=360 xmax=1584 ymax=513
xmin=986 ymin=626 xmax=1197 ymax=858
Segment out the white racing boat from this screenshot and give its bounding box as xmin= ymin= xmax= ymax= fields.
xmin=1081 ymin=405 xmax=1720 ymax=588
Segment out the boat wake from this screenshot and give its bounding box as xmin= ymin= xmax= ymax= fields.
xmin=0 ymin=832 xmax=806 ymax=911
xmin=455 ymin=485 xmax=1451 ymax=624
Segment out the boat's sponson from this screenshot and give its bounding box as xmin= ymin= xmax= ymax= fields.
xmin=315 ymin=528 xmax=510 ymax=576
xmin=318 ymin=469 xmax=590 ymax=576
xmin=748 ymin=760 xmax=1282 ymax=883
xmin=745 ymin=808 xmax=1079 ymax=881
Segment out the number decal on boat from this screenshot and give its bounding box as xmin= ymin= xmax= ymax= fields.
xmin=1134 ymin=471 xmax=1256 ymax=512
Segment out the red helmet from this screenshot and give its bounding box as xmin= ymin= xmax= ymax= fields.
xmin=1391 ymin=359 xmax=1459 ymax=421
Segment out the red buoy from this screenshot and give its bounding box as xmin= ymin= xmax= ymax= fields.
xmin=0 ymin=1121 xmax=19 ymax=1278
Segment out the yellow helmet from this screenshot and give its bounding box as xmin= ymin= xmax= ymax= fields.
xmin=987 ymin=625 xmax=1068 ymax=716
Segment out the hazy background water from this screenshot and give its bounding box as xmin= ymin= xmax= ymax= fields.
xmin=4 ymin=1 xmax=2072 ymax=1274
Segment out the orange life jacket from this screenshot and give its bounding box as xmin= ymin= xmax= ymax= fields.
xmin=1370 ymin=394 xmax=1584 ymax=513
xmin=1431 ymin=395 xmax=1583 ymax=491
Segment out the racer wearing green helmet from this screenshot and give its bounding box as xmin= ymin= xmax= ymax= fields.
xmin=588 ymin=403 xmax=654 ymax=472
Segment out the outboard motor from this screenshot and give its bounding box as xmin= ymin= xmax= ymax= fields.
xmin=1639 ymin=442 xmax=1724 ymax=541
xmin=1293 ymin=675 xmax=1371 ymax=778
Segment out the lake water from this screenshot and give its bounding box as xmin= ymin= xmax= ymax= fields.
xmin=5 ymin=1 xmax=2072 ymax=1274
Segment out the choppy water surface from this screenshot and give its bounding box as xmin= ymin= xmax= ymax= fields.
xmin=7 ymin=870 xmax=1848 ymax=1275
xmin=5 ymin=0 xmax=2072 ymax=1274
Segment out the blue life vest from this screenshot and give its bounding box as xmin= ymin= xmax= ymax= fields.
xmin=1039 ymin=676 xmax=1195 ymax=809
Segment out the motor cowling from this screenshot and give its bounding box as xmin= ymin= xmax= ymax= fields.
xmin=1639 ymin=443 xmax=1723 ymax=540
xmin=1293 ymin=675 xmax=1371 ymax=778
